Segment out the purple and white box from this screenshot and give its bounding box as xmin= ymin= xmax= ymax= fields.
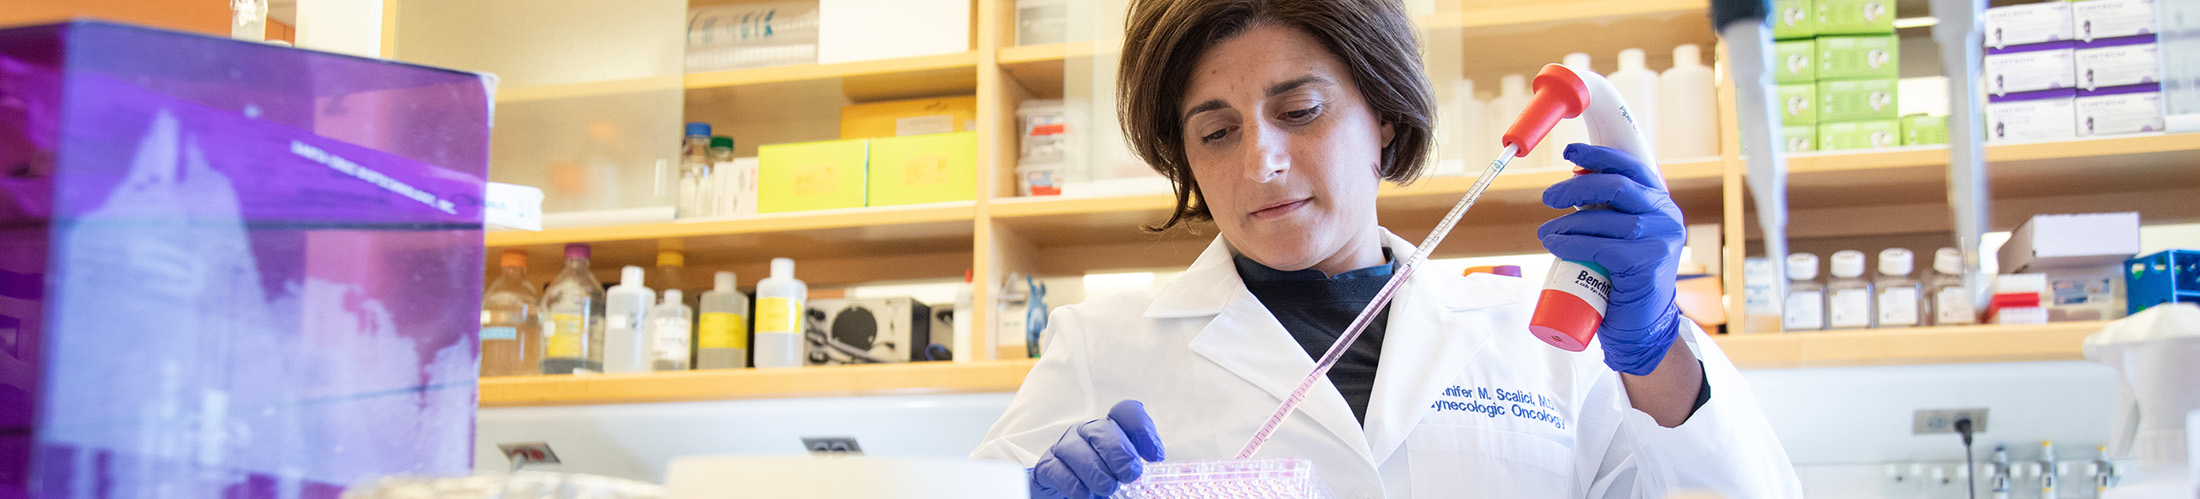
xmin=0 ymin=21 xmax=493 ymax=497
xmin=2074 ymin=0 xmax=2156 ymax=42
xmin=2075 ymin=36 xmax=2160 ymax=90
xmin=1987 ymin=88 xmax=2079 ymax=142
xmin=2076 ymin=84 xmax=2166 ymax=136
xmin=1986 ymin=41 xmax=2077 ymax=96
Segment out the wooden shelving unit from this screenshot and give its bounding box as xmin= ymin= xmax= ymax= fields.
xmin=476 ymin=322 xmax=2105 ymax=407
xmin=450 ymin=0 xmax=2189 ymax=406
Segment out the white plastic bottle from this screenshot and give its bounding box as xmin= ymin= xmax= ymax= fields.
xmin=1875 ymin=248 xmax=1923 ymax=328
xmin=1541 ymin=52 xmax=1595 ymax=170
xmin=1929 ymin=247 xmax=1977 ymax=326
xmin=649 ymin=290 xmax=693 ymax=371
xmin=1658 ymin=44 xmax=1719 ymax=160
xmin=953 ymin=269 xmax=975 ymax=363
xmin=603 ymin=266 xmax=655 ymax=373
xmin=753 ymin=258 xmax=807 ymax=368
xmin=1487 ymin=74 xmax=1532 ymax=167
xmin=1607 ymin=48 xmax=1660 ymax=152
xmin=1825 ymin=250 xmax=1876 ymax=330
xmin=697 ymin=271 xmax=751 ymax=369
xmin=1784 ymin=252 xmax=1825 ymax=331
xmin=1455 ymin=79 xmax=1491 ymax=169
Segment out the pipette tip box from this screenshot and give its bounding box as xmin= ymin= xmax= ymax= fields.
xmin=1114 ymin=458 xmax=1336 ymax=499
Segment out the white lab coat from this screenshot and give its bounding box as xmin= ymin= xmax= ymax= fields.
xmin=973 ymin=231 xmax=1803 ymax=498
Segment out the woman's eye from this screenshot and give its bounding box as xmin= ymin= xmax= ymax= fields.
xmin=1281 ymin=106 xmax=1321 ymax=123
xmin=1200 ymin=128 xmax=1230 ymax=144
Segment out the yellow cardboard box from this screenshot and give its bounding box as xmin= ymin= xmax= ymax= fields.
xmin=868 ymin=131 xmax=977 ymax=206
xmin=841 ymin=95 xmax=979 ymax=139
xmin=757 ymin=139 xmax=868 ymax=213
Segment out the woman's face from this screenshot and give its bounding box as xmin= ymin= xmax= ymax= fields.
xmin=1180 ymin=24 xmax=1394 ymax=274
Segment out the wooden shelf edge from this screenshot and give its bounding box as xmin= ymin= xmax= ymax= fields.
xmin=1780 ymin=132 xmax=2200 ymax=174
xmin=485 ymin=201 xmax=978 ymax=248
xmin=684 ymin=51 xmax=981 ymax=90
xmin=1421 ymin=0 xmax=1707 ymax=31
xmin=999 ymin=42 xmax=1097 ymax=65
xmin=480 ymin=359 xmax=1040 ymax=408
xmin=498 ymin=76 xmax=685 ymax=103
xmin=1713 ymin=321 xmax=2111 ymax=370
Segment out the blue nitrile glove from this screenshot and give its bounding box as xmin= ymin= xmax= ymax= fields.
xmin=1031 ymin=400 xmax=1166 ymax=499
xmin=1537 ymin=144 xmax=1687 ymax=376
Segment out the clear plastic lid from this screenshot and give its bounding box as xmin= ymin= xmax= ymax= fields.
xmin=1114 ymin=458 xmax=1334 ymax=499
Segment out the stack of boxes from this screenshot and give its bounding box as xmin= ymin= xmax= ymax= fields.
xmin=1772 ymin=0 xmax=1941 ymax=152
xmin=754 ymin=96 xmax=981 ymax=214
xmin=1984 ymin=0 xmax=2165 ymax=143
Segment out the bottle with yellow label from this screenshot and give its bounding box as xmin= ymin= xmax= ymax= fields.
xmin=697 ymin=271 xmax=751 ymax=369
xmin=753 ymin=258 xmax=806 ymax=368
xmin=539 ymin=243 xmax=605 ymax=374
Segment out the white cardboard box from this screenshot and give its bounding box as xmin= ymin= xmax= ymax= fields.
xmin=819 ymin=0 xmax=971 ymax=64
xmin=2075 ymin=39 xmax=2160 ymax=90
xmin=2076 ymin=86 xmax=2166 ymax=136
xmin=1986 ymin=92 xmax=2078 ymax=142
xmin=1985 ymin=43 xmax=2077 ymax=95
xmin=2074 ymin=0 xmax=2157 ymax=41
xmin=1986 ymin=2 xmax=2075 ymax=48
xmin=1997 ymin=212 xmax=2142 ymax=273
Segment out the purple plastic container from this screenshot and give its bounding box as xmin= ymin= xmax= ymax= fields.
xmin=0 ymin=21 xmax=492 ymax=498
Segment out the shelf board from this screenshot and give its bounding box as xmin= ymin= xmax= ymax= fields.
xmin=684 ymin=51 xmax=979 ymax=89
xmin=477 ymin=322 xmax=2106 ymax=407
xmin=989 ymin=158 xmax=1725 ymax=255
xmin=487 ymin=202 xmax=978 ymax=285
xmin=479 ymin=359 xmax=1039 ymax=408
xmin=1772 ymin=133 xmax=2200 ymax=209
xmin=999 ymin=42 xmax=1097 ymax=98
xmin=497 ymin=76 xmax=684 ymax=103
xmin=1712 ymin=321 xmax=2110 ymax=370
xmin=1419 ymin=0 xmax=1707 ymax=31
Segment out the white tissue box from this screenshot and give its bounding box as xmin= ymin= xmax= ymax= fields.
xmin=1985 ymin=2 xmax=2074 ymax=48
xmin=2074 ymin=0 xmax=2157 ymax=41
xmin=2075 ymin=39 xmax=2159 ymax=90
xmin=1985 ymin=42 xmax=2076 ymax=95
xmin=1986 ymin=91 xmax=2077 ymax=143
xmin=2076 ymin=86 xmax=2166 ymax=136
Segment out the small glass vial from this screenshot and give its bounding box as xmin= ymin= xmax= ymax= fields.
xmin=1875 ymin=248 xmax=1924 ymax=328
xmin=1784 ymin=253 xmax=1826 ymax=331
xmin=1826 ymin=250 xmax=1875 ymax=329
xmin=1929 ymin=247 xmax=1977 ymax=326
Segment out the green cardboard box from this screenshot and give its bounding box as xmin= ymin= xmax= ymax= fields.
xmin=1818 ymin=120 xmax=1902 ymax=150
xmin=1817 ymin=78 xmax=1899 ymax=122
xmin=1776 ymin=40 xmax=1817 ymax=83
xmin=1780 ymin=83 xmax=1818 ymax=125
xmin=1784 ymin=125 xmax=1819 ymax=152
xmin=1775 ymin=0 xmax=1816 ymax=39
xmin=1815 ymin=0 xmax=1895 ymax=34
xmin=1816 ymin=35 xmax=1900 ymax=80
xmin=1902 ymin=114 xmax=1949 ymax=146
xmin=867 ymin=131 xmax=978 ymax=207
xmin=758 ymin=138 xmax=869 ymax=213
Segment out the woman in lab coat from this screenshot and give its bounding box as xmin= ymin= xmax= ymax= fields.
xmin=972 ymin=0 xmax=1804 ymax=497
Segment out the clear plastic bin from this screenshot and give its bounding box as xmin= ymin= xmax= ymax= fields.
xmin=1114 ymin=458 xmax=1336 ymax=499
xmin=1 ymin=21 xmax=491 ymax=496
xmin=343 ymin=472 xmax=665 ymax=499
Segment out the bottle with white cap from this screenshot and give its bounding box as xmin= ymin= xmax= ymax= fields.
xmin=1607 ymin=48 xmax=1660 ymax=151
xmin=1875 ymin=248 xmax=1923 ymax=328
xmin=753 ymin=258 xmax=808 ymax=368
xmin=1929 ymin=247 xmax=1978 ymax=325
xmin=648 ymin=289 xmax=693 ymax=371
xmin=1486 ymin=74 xmax=1532 ymax=166
xmin=1826 ymin=250 xmax=1876 ymax=329
xmin=603 ymin=265 xmax=655 ymax=373
xmin=697 ymin=271 xmax=751 ymax=369
xmin=1784 ymin=253 xmax=1826 ymax=331
xmin=1455 ymin=79 xmax=1491 ymax=170
xmin=1658 ymin=44 xmax=1718 ymax=159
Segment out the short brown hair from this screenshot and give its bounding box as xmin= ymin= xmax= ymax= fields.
xmin=1118 ymin=0 xmax=1435 ymax=231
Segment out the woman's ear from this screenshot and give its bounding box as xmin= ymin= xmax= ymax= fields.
xmin=1380 ymin=121 xmax=1396 ymax=148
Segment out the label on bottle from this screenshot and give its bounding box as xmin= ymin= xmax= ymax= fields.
xmin=1541 ymin=260 xmax=1613 ymax=315
xmin=1878 ymin=287 xmax=1920 ymax=326
xmin=1828 ymin=289 xmax=1873 ymax=328
xmin=545 ymin=313 xmax=586 ymax=357
xmin=699 ymin=312 xmax=749 ymax=349
xmin=1785 ymin=291 xmax=1825 ymax=330
xmin=1937 ymin=287 xmax=1978 ymax=324
xmin=756 ymin=297 xmax=802 ymax=334
xmin=480 ymin=327 xmax=517 ymax=341
xmin=651 ymin=317 xmax=691 ymax=362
